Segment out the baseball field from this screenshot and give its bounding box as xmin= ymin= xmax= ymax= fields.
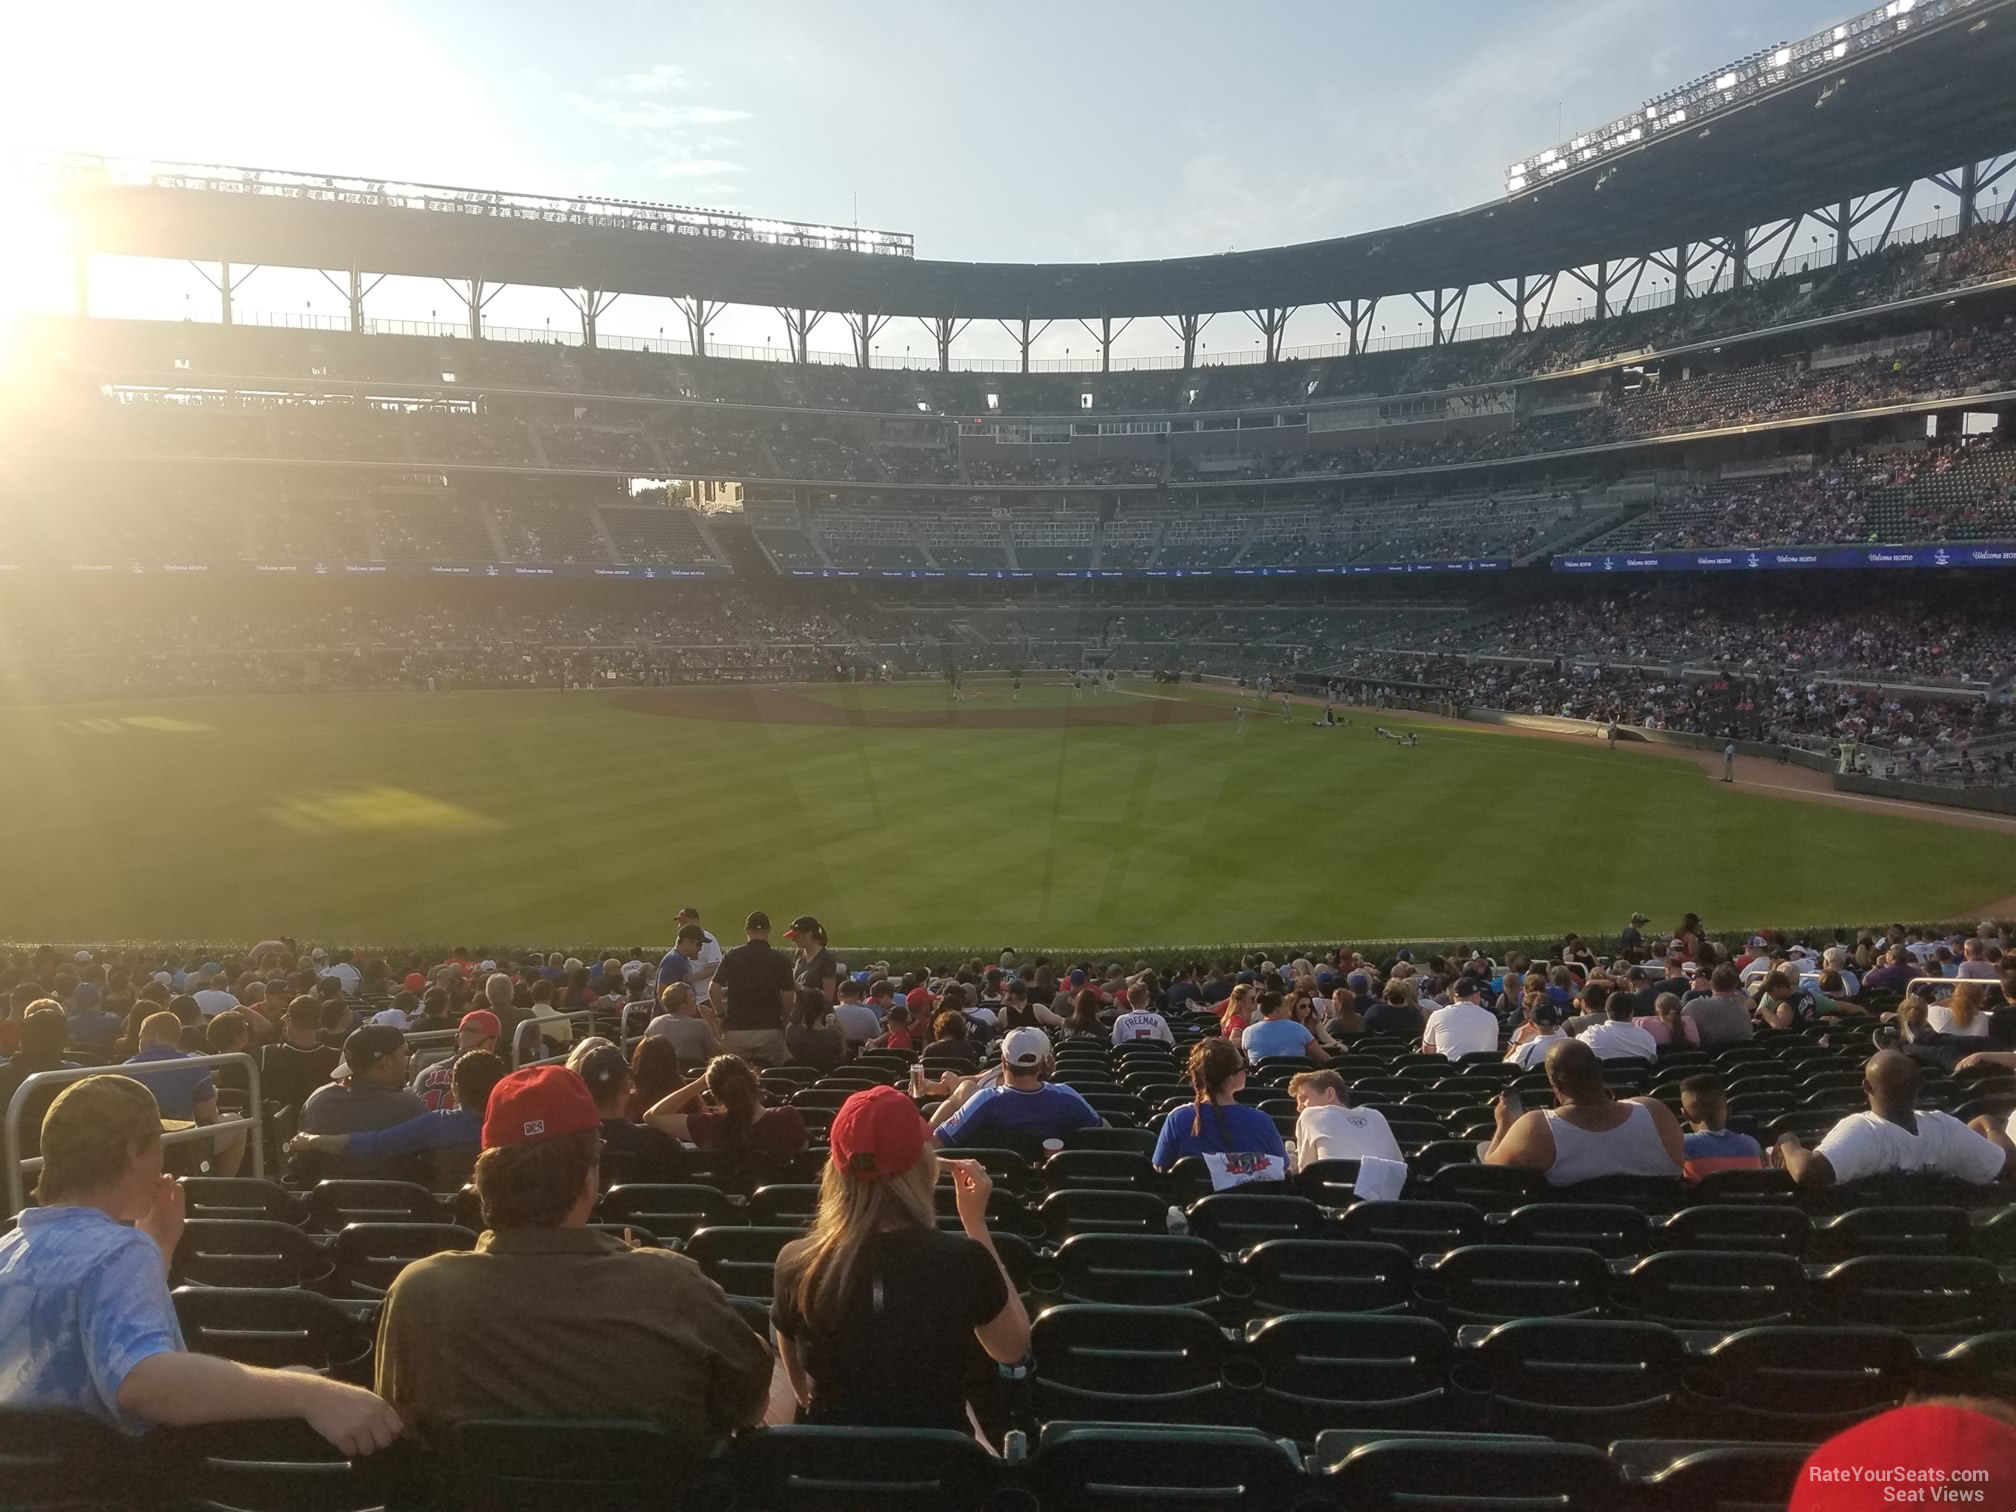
xmin=3 ymin=676 xmax=2013 ymax=952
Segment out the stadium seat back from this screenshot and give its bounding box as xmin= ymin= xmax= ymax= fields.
xmin=1703 ymin=1326 xmax=1917 ymax=1438
xmin=1243 ymin=1312 xmax=1454 ymax=1440
xmin=172 ymin=1417 xmax=421 ymax=1512
xmin=1236 ymin=1238 xmax=1416 ymax=1316
xmin=732 ymin=1425 xmax=1002 ymax=1511
xmin=1612 ymin=1440 xmax=1812 ymax=1512
xmin=451 ymin=1419 xmax=719 ymax=1511
xmin=1621 ymin=1249 xmax=1805 ymax=1328
xmin=1026 ymin=1423 xmax=1307 ymax=1512
xmin=1029 ymin=1304 xmax=1231 ymax=1424
xmin=1811 ymin=1254 xmax=2003 ymax=1333
xmin=1809 ymin=1205 xmax=1973 ymax=1262
xmin=1336 ymin=1199 xmax=1485 ymax=1257
xmin=1415 ymin=1244 xmax=1613 ymax=1325
xmin=1186 ymin=1193 xmax=1324 ymax=1250
xmin=179 ymin=1176 xmax=306 ymax=1226
xmin=0 ymin=1407 xmax=146 ymax=1510
xmin=1038 ymin=1188 xmax=1168 ymax=1241
xmin=1419 ymin=1163 xmax=1544 ymax=1213
xmin=1295 ymin=1158 xmax=1361 ymax=1205
xmin=172 ymin=1218 xmax=334 ymax=1290
xmin=598 ymin=1183 xmax=744 ymax=1240
xmin=331 ymin=1220 xmax=478 ymax=1299
xmin=747 ymin=1183 xmax=822 ymax=1227
xmin=307 ymin=1178 xmax=437 ymax=1230
xmin=1041 ymin=1232 xmax=1226 ymax=1309
xmin=172 ymin=1286 xmax=373 ymax=1379
xmin=1056 ymin=1126 xmax=1158 ymax=1157
xmin=684 ymin=1226 xmax=801 ymax=1299
xmin=1042 ymin=1149 xmax=1160 ymax=1194
xmin=1464 ymin=1317 xmax=1688 ymax=1443
xmin=1499 ymin=1202 xmax=1651 ymax=1259
xmin=1659 ymin=1203 xmax=1809 ymax=1257
xmin=1315 ymin=1435 xmax=1620 ymax=1511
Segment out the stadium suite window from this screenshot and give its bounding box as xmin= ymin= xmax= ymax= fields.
xmin=986 ymin=394 xmax=999 ymax=411
xmin=1080 ymin=393 xmax=1093 ymax=409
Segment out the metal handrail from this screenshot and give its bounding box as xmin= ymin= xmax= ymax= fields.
xmin=6 ymin=1052 xmax=264 ymax=1212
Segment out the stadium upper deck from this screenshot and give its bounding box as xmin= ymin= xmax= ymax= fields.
xmin=45 ymin=0 xmax=2016 ymax=341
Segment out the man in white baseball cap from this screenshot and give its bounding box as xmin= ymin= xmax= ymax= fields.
xmin=931 ymin=1027 xmax=1100 ymax=1149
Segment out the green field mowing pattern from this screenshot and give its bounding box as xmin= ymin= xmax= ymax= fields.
xmin=2 ymin=682 xmax=2012 ymax=947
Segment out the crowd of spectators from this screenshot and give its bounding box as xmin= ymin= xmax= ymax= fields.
xmin=4 ymin=914 xmax=2015 ymax=1463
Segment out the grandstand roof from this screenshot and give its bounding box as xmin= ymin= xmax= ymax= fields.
xmin=55 ymin=0 xmax=2016 ymax=321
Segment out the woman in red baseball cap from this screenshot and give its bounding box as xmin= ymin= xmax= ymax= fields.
xmin=771 ymin=1085 xmax=1029 ymax=1435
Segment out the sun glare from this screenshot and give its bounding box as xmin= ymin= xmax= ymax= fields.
xmin=0 ymin=164 xmax=71 ymax=385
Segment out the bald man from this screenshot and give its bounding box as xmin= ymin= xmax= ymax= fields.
xmin=1776 ymin=1049 xmax=2015 ymax=1189
xmin=1483 ymin=1039 xmax=1685 ymax=1187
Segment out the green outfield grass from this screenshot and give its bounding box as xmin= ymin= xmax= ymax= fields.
xmin=2 ymin=680 xmax=2012 ymax=950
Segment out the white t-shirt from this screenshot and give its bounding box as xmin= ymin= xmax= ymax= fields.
xmin=1956 ymin=961 xmax=1999 ymax=981
xmin=192 ymin=988 xmax=242 ymax=1018
xmin=1110 ymin=1010 xmax=1174 ymax=1046
xmin=1506 ymin=1031 xmax=1565 ymax=1069
xmin=1421 ymin=1001 xmax=1499 ymax=1060
xmin=323 ymin=963 xmax=362 ymax=995
xmin=1927 ymin=1003 xmax=1993 ymax=1038
xmin=1295 ymin=1104 xmax=1404 ymax=1169
xmin=1578 ymin=1019 xmax=1660 ymax=1061
xmin=693 ymin=931 xmax=724 ymax=1002
xmin=1817 ymin=1109 xmax=2006 ymax=1185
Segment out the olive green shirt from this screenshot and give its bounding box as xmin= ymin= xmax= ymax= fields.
xmin=375 ymin=1226 xmax=772 ymax=1436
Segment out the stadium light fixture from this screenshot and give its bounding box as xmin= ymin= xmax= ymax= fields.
xmin=1504 ymin=0 xmax=1977 ymax=196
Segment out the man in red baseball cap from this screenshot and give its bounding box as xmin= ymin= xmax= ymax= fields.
xmin=373 ymin=1065 xmax=773 ymax=1435
xmin=411 ymin=1010 xmax=501 ymax=1112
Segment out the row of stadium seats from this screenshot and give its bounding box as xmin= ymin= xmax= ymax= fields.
xmin=0 ymin=1406 xmax=1852 ymax=1512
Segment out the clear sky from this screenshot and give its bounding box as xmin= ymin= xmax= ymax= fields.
xmin=1 ymin=0 xmax=1909 ymax=363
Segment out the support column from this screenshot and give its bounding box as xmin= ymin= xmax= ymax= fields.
xmin=561 ymin=288 xmax=620 ymax=348
xmin=996 ymin=316 xmax=1052 ymax=374
xmin=843 ymin=311 xmax=894 ymax=368
xmin=671 ymin=297 xmax=724 ymax=357
xmin=1730 ymin=228 xmax=1750 ymax=288
xmin=1242 ymin=307 xmax=1293 ymax=363
xmin=1837 ymin=199 xmax=1851 ymax=266
xmin=318 ymin=267 xmax=385 ymax=333
xmin=1408 ymin=287 xmax=1465 ymax=345
xmin=1157 ymin=312 xmax=1211 ymax=369
xmin=1075 ymin=315 xmax=1134 ymax=373
xmin=1486 ymin=278 xmax=1553 ymax=334
xmin=1324 ymin=297 xmax=1378 ymax=354
xmin=440 ymin=277 xmax=505 ymax=340
xmin=920 ymin=315 xmax=971 ymax=372
xmin=190 ymin=261 xmax=259 ymax=326
xmin=777 ymin=308 xmax=826 ymax=363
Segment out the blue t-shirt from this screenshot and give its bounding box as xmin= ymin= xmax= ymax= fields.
xmin=1152 ymin=1102 xmax=1288 ymax=1169
xmin=123 ymin=1046 xmax=215 ymax=1121
xmin=0 ymin=1206 xmax=183 ymax=1433
xmin=1242 ymin=1018 xmax=1316 ymax=1062
xmin=341 ymin=1107 xmax=481 ymax=1161
xmin=656 ymin=950 xmax=693 ymax=989
xmin=937 ymin=1082 xmax=1100 ymax=1144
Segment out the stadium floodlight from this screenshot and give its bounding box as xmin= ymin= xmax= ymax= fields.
xmin=1504 ymin=0 xmax=1990 ymax=196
